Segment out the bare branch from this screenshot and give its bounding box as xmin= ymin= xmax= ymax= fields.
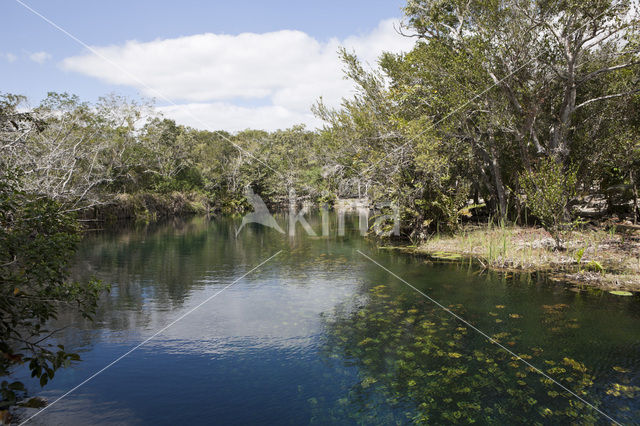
xmin=575 ymin=88 xmax=640 ymax=110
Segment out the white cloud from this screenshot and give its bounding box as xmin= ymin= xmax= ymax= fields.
xmin=4 ymin=53 xmax=17 ymax=63
xmin=29 ymin=51 xmax=52 ymax=64
xmin=156 ymin=102 xmax=323 ymax=132
xmin=61 ymin=18 xmax=413 ymax=131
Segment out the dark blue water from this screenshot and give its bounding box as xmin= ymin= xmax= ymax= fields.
xmin=15 ymin=214 xmax=640 ymax=424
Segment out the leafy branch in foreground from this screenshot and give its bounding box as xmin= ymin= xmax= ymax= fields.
xmin=0 ymin=168 xmax=107 ymax=416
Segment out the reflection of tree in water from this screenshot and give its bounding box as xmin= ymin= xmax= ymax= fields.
xmin=63 ymin=213 xmax=366 ymax=334
xmin=320 ymin=284 xmax=637 ymax=424
xmin=64 ymin=216 xmax=281 ymax=331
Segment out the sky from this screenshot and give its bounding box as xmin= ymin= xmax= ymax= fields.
xmin=1 ymin=0 xmax=414 ymax=131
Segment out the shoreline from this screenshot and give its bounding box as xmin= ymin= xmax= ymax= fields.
xmin=80 ymin=209 xmax=640 ymax=293
xmin=79 ymin=192 xmax=210 ymax=223
xmin=380 ymin=224 xmax=640 ymax=293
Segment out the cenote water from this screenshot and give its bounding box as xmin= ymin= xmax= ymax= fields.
xmin=17 ymin=213 xmax=640 ymax=424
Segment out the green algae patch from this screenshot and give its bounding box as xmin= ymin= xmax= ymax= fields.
xmin=429 ymin=251 xmax=463 ymax=260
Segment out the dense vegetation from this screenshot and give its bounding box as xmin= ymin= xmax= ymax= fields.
xmin=316 ymin=0 xmax=640 ymax=242
xmin=0 ymin=167 xmax=105 ymax=417
xmin=0 ymin=0 xmax=639 ymax=414
xmin=0 ymin=93 xmax=330 ymax=218
xmin=3 ymin=1 xmax=639 ymax=235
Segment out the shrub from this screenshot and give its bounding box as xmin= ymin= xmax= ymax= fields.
xmin=520 ymin=158 xmax=577 ymax=250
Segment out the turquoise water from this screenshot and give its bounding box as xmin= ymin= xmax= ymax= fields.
xmin=17 ymin=214 xmax=640 ymax=424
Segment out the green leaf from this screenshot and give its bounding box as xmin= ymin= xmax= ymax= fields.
xmin=609 ymin=291 xmax=633 ymax=296
xmin=18 ymin=397 xmax=47 ymax=408
xmin=8 ymin=382 xmax=25 ymax=391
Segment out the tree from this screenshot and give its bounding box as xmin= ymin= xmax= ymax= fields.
xmin=255 ymin=125 xmax=325 ymax=204
xmin=0 ymin=167 xmax=105 ymax=416
xmin=1 ymin=93 xmax=144 ymax=210
xmin=396 ymin=0 xmax=639 ymax=217
xmin=314 ymin=48 xmax=473 ymax=236
xmin=312 ymin=0 xmax=639 ymax=234
xmin=1 ymin=98 xmax=108 ymax=417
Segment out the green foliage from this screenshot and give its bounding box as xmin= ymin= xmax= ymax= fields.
xmin=0 ymin=1 xmax=637 ymax=419
xmin=520 ymin=159 xmax=578 ymax=249
xmin=0 ymin=168 xmax=107 ymax=411
xmin=314 ymin=0 xmax=639 ymax=235
xmin=574 ymin=247 xmax=586 ymax=271
xmin=1 ymin=0 xmax=639 ymax=239
xmin=322 ymin=285 xmax=602 ymax=423
xmin=585 ymin=260 xmax=605 ymax=274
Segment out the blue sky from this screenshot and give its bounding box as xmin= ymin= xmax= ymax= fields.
xmin=1 ymin=0 xmax=412 ymax=130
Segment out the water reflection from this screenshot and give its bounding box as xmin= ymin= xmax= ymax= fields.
xmin=15 ymin=213 xmax=640 ymax=424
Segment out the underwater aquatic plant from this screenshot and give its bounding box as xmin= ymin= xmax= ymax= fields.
xmin=321 ymin=285 xmax=631 ymax=424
